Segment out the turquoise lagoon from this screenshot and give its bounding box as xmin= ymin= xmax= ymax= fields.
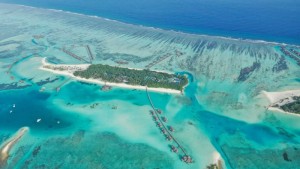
xmin=0 ymin=3 xmax=300 ymax=169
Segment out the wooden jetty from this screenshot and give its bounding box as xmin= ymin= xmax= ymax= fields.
xmin=145 ymin=53 xmax=171 ymax=69
xmin=54 ymin=78 xmax=70 ymax=92
xmin=61 ymin=48 xmax=90 ymax=63
xmin=85 ymin=45 xmax=94 ymax=62
xmin=146 ymin=87 xmax=193 ymax=163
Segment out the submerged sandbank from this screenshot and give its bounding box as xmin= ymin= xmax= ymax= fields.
xmin=0 ymin=127 xmax=29 ymax=167
xmin=39 ymin=58 xmax=182 ymax=94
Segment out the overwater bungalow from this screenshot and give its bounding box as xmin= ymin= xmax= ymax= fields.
xmin=156 ymin=122 xmax=162 ymax=127
xmin=153 ymin=116 xmax=158 ymax=121
xmin=162 ymin=116 xmax=168 ymax=122
xmin=166 ymin=135 xmax=173 ymax=141
xmin=161 ymin=128 xmax=166 ymax=134
xmin=181 ymin=155 xmax=193 ymax=163
xmin=150 ymin=110 xmax=154 ymax=115
xmin=156 ymin=109 xmax=162 ymax=114
xmin=168 ymin=126 xmax=175 ymax=132
xmin=171 ymin=145 xmax=178 ymax=153
xmin=101 ymin=85 xmax=112 ymax=91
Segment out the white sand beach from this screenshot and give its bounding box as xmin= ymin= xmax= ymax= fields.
xmin=39 ymin=58 xmax=182 ymax=94
xmin=262 ymin=90 xmax=300 ymax=116
xmin=0 ymin=127 xmax=29 ymax=164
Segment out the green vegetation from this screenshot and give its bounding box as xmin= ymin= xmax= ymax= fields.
xmin=73 ymin=64 xmax=188 ymax=91
xmin=206 ymin=164 xmax=219 ymax=169
xmin=280 ymin=96 xmax=300 ymax=114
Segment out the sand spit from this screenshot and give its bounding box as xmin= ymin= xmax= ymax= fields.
xmin=0 ymin=127 xmax=29 ymax=167
xmin=39 ymin=58 xmax=181 ymax=94
xmin=262 ymin=90 xmax=300 ymax=116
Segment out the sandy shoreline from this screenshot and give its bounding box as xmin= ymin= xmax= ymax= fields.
xmin=0 ymin=127 xmax=29 ymax=166
xmin=262 ymin=90 xmax=300 ymax=117
xmin=40 ymin=58 xmax=181 ymax=94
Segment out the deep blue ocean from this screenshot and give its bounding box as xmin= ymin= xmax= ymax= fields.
xmin=0 ymin=0 xmax=300 ymax=44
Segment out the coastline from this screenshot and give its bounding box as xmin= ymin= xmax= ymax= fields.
xmin=262 ymin=90 xmax=300 ymax=117
xmin=39 ymin=58 xmax=182 ymax=94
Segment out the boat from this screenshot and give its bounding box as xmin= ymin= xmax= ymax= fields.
xmin=39 ymin=87 xmax=46 ymax=92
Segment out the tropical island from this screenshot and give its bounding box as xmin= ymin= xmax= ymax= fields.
xmin=279 ymin=96 xmax=300 ymax=114
xmin=40 ymin=58 xmax=188 ymax=93
xmin=74 ymin=64 xmax=188 ymax=91
xmin=263 ymin=90 xmax=300 ymax=115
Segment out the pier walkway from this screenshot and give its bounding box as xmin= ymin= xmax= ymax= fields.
xmin=146 ymin=87 xmax=189 ymax=157
xmin=85 ymin=45 xmax=94 ymax=62
xmin=54 ymin=78 xmax=70 ymax=92
xmin=145 ymin=54 xmax=171 ymax=69
xmin=61 ymin=48 xmax=90 ymax=63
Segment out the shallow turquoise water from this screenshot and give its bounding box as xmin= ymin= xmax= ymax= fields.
xmin=0 ymin=3 xmax=300 ymax=169
xmin=0 ymin=86 xmax=91 ymax=133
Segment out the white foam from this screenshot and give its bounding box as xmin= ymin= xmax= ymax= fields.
xmin=2 ymin=3 xmax=299 ymax=47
